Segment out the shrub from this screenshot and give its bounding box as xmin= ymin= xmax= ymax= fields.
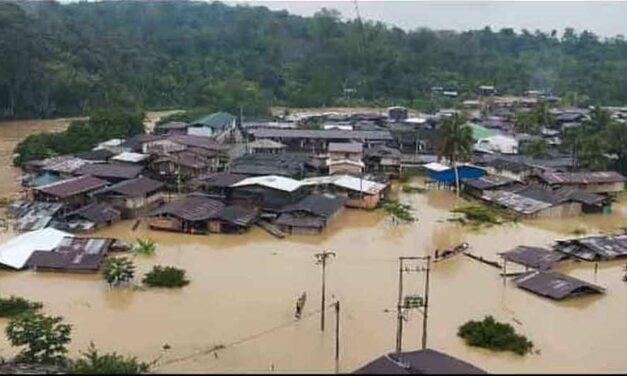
xmin=73 ymin=342 xmax=149 ymax=374
xmin=0 ymin=296 xmax=43 ymax=318
xmin=102 ymin=257 xmax=135 ymax=287
xmin=382 ymin=200 xmax=415 ymax=222
xmin=450 ymin=204 xmax=509 ymax=227
xmin=5 ymin=312 xmax=72 ymax=364
xmin=142 ymin=266 xmax=189 ymax=288
xmin=133 ymin=238 xmax=156 ymax=256
xmin=458 ymin=315 xmax=534 ymax=356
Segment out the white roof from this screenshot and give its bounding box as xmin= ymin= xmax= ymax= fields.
xmin=328 ymin=159 xmax=365 ymax=168
xmin=231 ymin=175 xmax=303 ymax=192
xmin=111 ymin=152 xmax=149 ymax=163
xmin=0 ymin=228 xmax=71 ymax=269
xmin=96 ymin=138 xmax=124 ymax=148
xmin=301 ymin=174 xmax=386 ymax=195
xmin=404 ymin=117 xmax=427 ymax=124
xmin=423 ymin=162 xmax=451 ymax=172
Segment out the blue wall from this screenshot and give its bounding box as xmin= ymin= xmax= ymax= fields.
xmin=427 ymin=166 xmax=485 ymax=184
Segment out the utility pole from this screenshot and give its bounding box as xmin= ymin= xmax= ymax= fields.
xmin=334 ymin=300 xmax=340 ymax=373
xmin=395 ymin=256 xmax=431 ymax=353
xmin=315 ymin=250 xmax=336 ymax=332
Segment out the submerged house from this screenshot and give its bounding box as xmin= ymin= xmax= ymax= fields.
xmin=0 ymin=228 xmax=71 ymax=270
xmin=92 ymin=177 xmax=164 ymax=218
xmin=33 ymin=176 xmax=110 ymax=211
xmin=8 ymin=201 xmax=64 ymax=232
xmin=25 ymin=236 xmax=116 ymax=273
xmin=423 ymin=162 xmax=486 ymax=186
xmin=74 ymin=163 xmax=143 ymax=183
xmin=479 ymin=158 xmax=539 ymax=182
xmin=59 ymin=202 xmax=121 ymax=232
xmin=147 ymin=195 xmax=225 ymax=234
xmin=499 ymin=246 xmax=568 ymax=271
xmin=554 ymin=234 xmax=627 ymax=261
xmin=190 ymin=172 xmax=247 ymax=199
xmin=536 ymin=171 xmax=626 ymax=196
xmin=275 ymin=194 xmax=345 ymax=234
xmin=328 ymin=142 xmax=365 ymax=176
xmin=512 ymin=270 xmax=605 ymax=300
xmin=230 ymin=175 xmax=306 ymax=211
xmin=207 ymin=205 xmax=259 ymax=234
xmin=302 ymin=175 xmax=388 ymax=209
xmin=363 ymin=145 xmax=402 ymax=178
xmin=462 ymin=174 xmax=516 ymax=198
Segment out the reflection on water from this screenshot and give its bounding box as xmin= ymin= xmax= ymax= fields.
xmin=0 ymin=119 xmax=626 ymax=372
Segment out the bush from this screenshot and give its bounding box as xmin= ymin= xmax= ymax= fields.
xmin=458 ymin=315 xmax=534 ymax=356
xmin=73 ymin=342 xmax=149 ymax=374
xmin=450 ymin=205 xmax=507 ymax=227
xmin=5 ymin=312 xmax=72 ymax=364
xmin=142 ymin=266 xmax=189 ymax=288
xmin=102 ymin=257 xmax=135 ymax=287
xmin=382 ymin=200 xmax=415 ymax=222
xmin=133 ymin=238 xmax=156 ymax=256
xmin=0 ymin=296 xmax=43 ymax=318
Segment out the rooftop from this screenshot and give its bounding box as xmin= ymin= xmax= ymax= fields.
xmin=231 ymin=175 xmax=303 ymax=192
xmin=513 ymin=270 xmax=605 ymax=300
xmin=329 ymin=142 xmax=364 ymax=153
xmin=540 ymin=171 xmax=627 ymax=185
xmin=354 ymin=349 xmax=487 ymax=374
xmin=36 ymin=176 xmax=110 ymax=199
xmin=151 ymin=195 xmax=225 ymax=222
xmin=248 ymin=128 xmax=393 ymax=141
xmin=75 ymin=163 xmax=143 ymax=180
xmin=93 ymin=176 xmax=164 ymax=198
xmin=111 ymin=152 xmax=150 ymax=164
xmin=281 ymin=194 xmax=345 ymax=218
xmin=0 ymin=228 xmax=72 ymax=269
xmin=499 ymin=246 xmax=567 ymax=271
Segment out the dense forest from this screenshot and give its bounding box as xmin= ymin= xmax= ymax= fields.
xmin=2 ymin=0 xmax=627 ymax=119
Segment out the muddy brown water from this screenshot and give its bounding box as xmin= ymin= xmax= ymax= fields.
xmin=0 ymin=119 xmax=627 ymax=373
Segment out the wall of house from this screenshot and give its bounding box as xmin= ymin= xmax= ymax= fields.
xmin=329 ymin=163 xmax=363 ymax=176
xmin=147 ymin=217 xmax=181 ymax=231
xmin=577 ymin=182 xmax=625 ymax=195
xmin=343 ymin=192 xmax=380 ymax=209
xmin=329 ymin=151 xmax=362 ymax=162
xmin=536 ymin=202 xmax=582 ymax=218
xmin=277 ymin=224 xmax=322 ymax=235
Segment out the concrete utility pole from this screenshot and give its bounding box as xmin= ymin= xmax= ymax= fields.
xmin=395 ymin=256 xmax=432 ymax=353
xmin=334 ymin=300 xmax=341 ymax=373
xmin=315 ymin=250 xmax=336 ymax=332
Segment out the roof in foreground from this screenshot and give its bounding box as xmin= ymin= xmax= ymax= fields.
xmin=353 ymin=349 xmax=487 ymax=374
xmin=0 ymin=228 xmax=72 ymax=269
xmin=513 ymin=270 xmax=605 ymax=300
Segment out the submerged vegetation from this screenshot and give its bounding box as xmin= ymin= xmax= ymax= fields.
xmin=102 ymin=257 xmax=136 ymax=287
xmin=382 ymin=200 xmax=416 ymax=223
xmin=450 ymin=204 xmax=513 ymax=228
xmin=458 ymin=315 xmax=534 ymax=356
xmin=133 ymin=238 xmax=157 ymax=257
xmin=0 ymin=296 xmax=43 ymax=318
xmin=142 ymin=266 xmax=190 ymax=288
xmin=73 ymin=342 xmax=149 ymax=374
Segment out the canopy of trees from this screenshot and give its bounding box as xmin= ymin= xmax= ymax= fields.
xmin=2 ymin=1 xmax=627 ymax=119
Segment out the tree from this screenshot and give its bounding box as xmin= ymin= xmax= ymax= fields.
xmin=0 ymin=296 xmax=43 ymax=318
xmin=435 ymin=113 xmax=474 ymax=197
xmin=142 ymin=266 xmax=189 ymax=288
xmin=524 ymin=139 xmax=550 ymax=158
xmin=458 ymin=315 xmax=534 ymax=356
xmin=102 ymin=257 xmax=135 ymax=287
xmin=73 ymin=342 xmax=149 ymax=374
xmin=513 ymin=110 xmax=538 ymax=134
xmin=5 ymin=312 xmax=72 ymax=364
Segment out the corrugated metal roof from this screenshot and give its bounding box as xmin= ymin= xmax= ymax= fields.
xmin=513 ymin=270 xmax=605 ymax=300
xmin=249 ymin=128 xmax=393 ymax=141
xmin=111 ymin=152 xmax=149 ymax=163
xmin=75 ymin=163 xmax=143 ymax=180
xmin=231 ymin=175 xmax=303 ymax=192
xmin=541 ymin=171 xmax=626 ymax=185
xmin=499 ymin=246 xmax=567 ymax=270
xmin=354 ymin=349 xmax=486 ymax=374
xmin=36 ymin=176 xmax=110 ymax=199
xmin=0 ymin=228 xmax=71 ymax=269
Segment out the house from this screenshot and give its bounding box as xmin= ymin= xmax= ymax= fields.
xmin=190 ymin=172 xmax=247 ymax=199
xmin=363 ymin=145 xmax=402 ymax=178
xmin=8 ymin=201 xmax=64 ymax=232
xmin=247 ymin=139 xmax=287 ymax=154
xmin=207 ymin=205 xmax=259 ymax=234
xmin=423 ymin=163 xmax=486 ymax=186
xmin=187 ymin=112 xmax=237 ymax=142
xmin=41 ymin=156 xmax=95 ymax=179
xmin=0 ymin=228 xmax=71 ymax=269
xmin=110 ymin=152 xmax=150 ymax=165
xmin=512 ymin=270 xmax=605 ymax=300
xmin=154 ymin=121 xmax=189 ymax=135
xmin=275 ymin=194 xmax=345 ymax=234
xmin=147 ymin=194 xmax=225 ymax=234
xmin=479 ymin=158 xmax=539 ymax=182
xmin=353 ymin=349 xmax=486 ymax=374
xmin=74 ymin=149 xmax=116 ymax=162
xmin=247 ymin=128 xmax=392 ymax=153
xmin=74 ymin=163 xmax=144 ymax=183
xmin=34 ymin=176 xmax=110 ymax=210
xmin=499 ymin=246 xmax=568 ymax=271
xmin=327 ymin=142 xmax=364 ymax=176
xmin=122 ymin=134 xmax=165 ymax=153
xmin=536 ymin=171 xmax=626 ymax=196
xmin=92 ymin=176 xmax=164 ymax=218
xmin=477 ymin=85 xmax=497 ymax=96
xmin=149 ymin=150 xmax=217 ymax=185
xmin=59 ymin=202 xmax=121 ymax=232
xmin=302 ymin=175 xmax=388 ymax=209
xmin=230 ymin=175 xmax=307 ymax=210
xmin=230 ymin=153 xmax=308 ymax=179
xmin=554 ymin=234 xmax=627 ymax=261
xmin=25 ymin=236 xmax=116 ymax=273
xmin=462 ymin=174 xmax=516 ymax=198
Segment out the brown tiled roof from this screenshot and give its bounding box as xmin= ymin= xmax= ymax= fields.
xmin=95 ymin=177 xmax=164 ymax=197
xmin=151 ymin=195 xmax=225 ymax=221
xmin=75 ymin=163 xmax=144 ymax=180
xmin=36 ymin=176 xmax=109 ymax=199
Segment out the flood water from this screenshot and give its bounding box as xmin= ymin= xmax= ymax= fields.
xmin=0 ymin=118 xmax=627 ymax=373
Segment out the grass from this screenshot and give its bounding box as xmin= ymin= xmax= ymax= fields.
xmin=450 ymin=204 xmax=514 ymax=228
xmin=0 ymin=296 xmax=43 ymax=318
xmin=458 ymin=315 xmax=534 ymax=356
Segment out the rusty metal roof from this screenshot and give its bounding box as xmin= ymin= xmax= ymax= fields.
xmin=36 ymin=176 xmax=109 ymax=199
xmin=499 ymin=246 xmax=567 ymax=270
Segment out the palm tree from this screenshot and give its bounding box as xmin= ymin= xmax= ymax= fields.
xmin=133 ymin=238 xmax=157 ymax=256
xmin=102 ymin=257 xmax=135 ymax=287
xmin=436 ymin=113 xmax=474 ymax=197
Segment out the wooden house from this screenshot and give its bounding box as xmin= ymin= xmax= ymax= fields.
xmin=147 ymin=195 xmax=225 ymax=234
xmin=33 ymin=176 xmax=110 ymax=212
xmin=275 ymin=194 xmax=344 ymax=235
xmin=92 ymin=177 xmax=164 ymax=218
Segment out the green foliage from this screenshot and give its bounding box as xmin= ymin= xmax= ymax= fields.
xmin=142 ymin=265 xmax=190 ymax=288
xmin=5 ymin=312 xmax=72 ymax=364
xmin=436 ymin=114 xmax=474 ymax=164
xmin=523 ymin=139 xmax=550 ymax=158
xmin=0 ymin=296 xmax=43 ymax=318
xmin=102 ymin=257 xmax=135 ymax=287
xmin=73 ymin=342 xmax=149 ymax=374
xmin=458 ymin=315 xmax=534 ymax=356
xmin=133 ymin=238 xmax=157 ymax=256
xmin=3 ymin=2 xmax=627 ymax=119
xmin=13 ymin=109 xmax=145 ymax=166
xmin=382 ymin=200 xmax=415 ymax=222
xmin=451 ymin=205 xmax=505 ymax=226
